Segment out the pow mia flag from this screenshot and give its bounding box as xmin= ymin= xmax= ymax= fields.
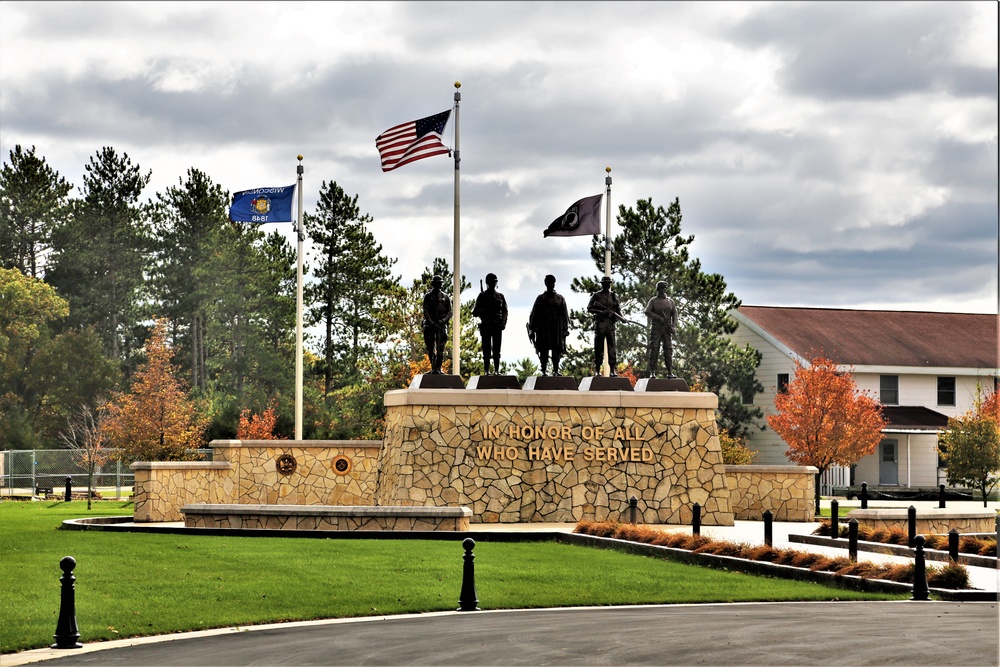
xmin=543 ymin=193 xmax=603 ymax=237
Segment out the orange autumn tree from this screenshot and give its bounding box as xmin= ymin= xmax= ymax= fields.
xmin=236 ymin=403 xmax=286 ymax=440
xmin=105 ymin=317 xmax=209 ymax=461
xmin=767 ymin=356 xmax=886 ymax=512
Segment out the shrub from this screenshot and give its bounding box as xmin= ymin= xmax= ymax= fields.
xmin=928 ymin=562 xmax=970 ymax=589
xmin=835 ymin=561 xmax=881 ymax=578
xmin=746 ymin=545 xmax=780 ymax=562
xmin=886 ymin=526 xmax=909 ymax=546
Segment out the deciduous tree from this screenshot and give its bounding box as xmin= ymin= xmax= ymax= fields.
xmin=104 ymin=318 xmax=209 ymax=461
xmin=767 ymin=356 xmax=886 ymax=512
xmin=59 ymin=404 xmax=112 ymax=509
xmin=938 ymin=386 xmax=1000 ymax=507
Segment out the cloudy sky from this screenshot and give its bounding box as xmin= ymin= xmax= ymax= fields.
xmin=1 ymin=1 xmax=997 ymax=363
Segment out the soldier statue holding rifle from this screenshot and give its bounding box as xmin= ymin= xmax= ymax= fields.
xmin=587 ymin=276 xmax=623 ymax=376
xmin=473 ymin=272 xmax=508 ymax=375
xmin=422 ymin=275 xmax=451 ymax=374
xmin=644 ymin=280 xmax=677 ymax=377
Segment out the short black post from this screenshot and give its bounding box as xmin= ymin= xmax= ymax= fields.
xmin=860 ymin=482 xmax=868 ymax=509
xmin=457 ymin=538 xmax=479 ymax=612
xmin=628 ymin=495 xmax=638 ymax=525
xmin=907 ymin=505 xmax=917 ymax=547
xmin=52 ymin=556 xmax=82 ymax=649
xmin=948 ymin=529 xmax=959 ymax=562
xmin=692 ymin=503 xmax=701 ymax=536
xmin=762 ymin=509 xmax=773 ymax=547
xmin=64 ymin=476 xmax=72 ymax=503
xmin=911 ymin=535 xmax=929 ymax=601
xmin=938 ymin=484 xmax=946 ymax=509
xmin=848 ymin=519 xmax=859 ymax=562
xmin=830 ymin=500 xmax=839 ymax=539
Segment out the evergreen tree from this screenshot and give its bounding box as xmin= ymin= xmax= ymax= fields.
xmin=567 ymin=197 xmax=763 ymax=436
xmin=304 ymin=181 xmax=398 ymax=395
xmin=0 ymin=145 xmax=73 ymax=278
xmin=46 ymin=147 xmax=152 ymax=376
xmin=149 ymin=168 xmax=230 ymax=391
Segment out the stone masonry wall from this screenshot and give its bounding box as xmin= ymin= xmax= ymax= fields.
xmin=725 ymin=465 xmax=818 ymax=521
xmin=377 ymin=389 xmax=735 ymax=525
xmin=131 ymin=440 xmax=381 ymax=522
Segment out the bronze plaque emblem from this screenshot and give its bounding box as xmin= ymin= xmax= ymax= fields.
xmin=275 ymin=454 xmax=297 ymax=476
xmin=332 ymin=455 xmax=352 ymax=476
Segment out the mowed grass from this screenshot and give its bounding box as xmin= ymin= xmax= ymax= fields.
xmin=1 ymin=501 xmax=903 ymax=653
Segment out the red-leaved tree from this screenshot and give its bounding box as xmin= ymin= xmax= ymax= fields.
xmin=767 ymin=356 xmax=886 ymax=512
xmin=236 ymin=403 xmax=286 ymax=440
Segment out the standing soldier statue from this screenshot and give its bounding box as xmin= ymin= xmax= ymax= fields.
xmin=645 ymin=280 xmax=678 ymax=377
xmin=473 ymin=273 xmax=508 ymax=375
xmin=527 ymin=274 xmax=570 ymax=376
xmin=587 ymin=276 xmax=622 ymax=376
xmin=422 ymin=275 xmax=452 ymax=374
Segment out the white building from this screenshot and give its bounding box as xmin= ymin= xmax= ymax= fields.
xmin=730 ymin=306 xmax=997 ymax=493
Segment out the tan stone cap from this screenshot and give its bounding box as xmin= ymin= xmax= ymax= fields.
xmin=209 ymin=440 xmax=382 ymax=448
xmin=384 ymin=388 xmax=718 ymax=409
xmin=131 ymin=461 xmax=233 ymax=471
xmin=726 ymin=465 xmax=819 ymax=474
xmin=180 ymin=504 xmax=472 ymax=518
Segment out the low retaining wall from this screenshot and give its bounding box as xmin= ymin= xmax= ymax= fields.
xmin=845 ymin=508 xmax=997 ymax=534
xmin=725 ymin=465 xmax=817 ymax=521
xmin=181 ymin=504 xmax=472 ymax=531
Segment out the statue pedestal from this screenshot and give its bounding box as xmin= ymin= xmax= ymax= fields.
xmin=578 ymin=376 xmax=634 ymax=391
xmin=636 ymin=377 xmax=689 ymax=392
xmin=467 ymin=375 xmax=520 ymax=389
xmin=523 ymin=376 xmax=578 ymax=390
xmin=410 ymin=374 xmax=465 ymax=389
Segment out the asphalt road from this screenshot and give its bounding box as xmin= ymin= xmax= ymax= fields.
xmin=16 ymin=601 xmax=999 ymax=667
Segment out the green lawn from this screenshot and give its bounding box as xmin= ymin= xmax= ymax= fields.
xmin=1 ymin=501 xmax=904 ymax=654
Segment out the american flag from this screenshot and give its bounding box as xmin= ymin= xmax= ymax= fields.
xmin=376 ymin=110 xmax=452 ymax=172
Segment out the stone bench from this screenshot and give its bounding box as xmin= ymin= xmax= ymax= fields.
xmin=845 ymin=507 xmax=997 ymax=535
xmin=181 ymin=504 xmax=472 ymax=532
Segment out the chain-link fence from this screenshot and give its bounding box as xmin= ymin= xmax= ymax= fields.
xmin=0 ymin=449 xmax=212 ymax=497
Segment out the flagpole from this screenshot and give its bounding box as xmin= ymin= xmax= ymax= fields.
xmin=295 ymin=155 xmax=304 ymax=440
xmin=602 ymin=166 xmax=612 ymax=376
xmin=452 ymin=81 xmax=462 ymax=376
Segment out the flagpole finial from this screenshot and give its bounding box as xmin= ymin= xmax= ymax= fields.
xmin=606 ymin=166 xmax=611 ymax=173
xmin=298 ymin=154 xmax=303 ymax=162
xmin=454 ymin=81 xmax=461 ymax=88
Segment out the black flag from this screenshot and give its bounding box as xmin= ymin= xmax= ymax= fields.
xmin=543 ymin=193 xmax=602 ymax=237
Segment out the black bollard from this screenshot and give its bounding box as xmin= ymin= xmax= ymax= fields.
xmin=860 ymin=482 xmax=868 ymax=509
xmin=692 ymin=503 xmax=701 ymax=536
xmin=762 ymin=509 xmax=773 ymax=547
xmin=938 ymin=484 xmax=946 ymax=509
xmin=457 ymin=538 xmax=479 ymax=612
xmin=848 ymin=519 xmax=859 ymax=562
xmin=830 ymin=500 xmax=839 ymax=540
xmin=911 ymin=535 xmax=930 ymax=601
xmin=64 ymin=476 xmax=72 ymax=503
xmin=907 ymin=506 xmax=917 ymax=547
xmin=948 ymin=529 xmax=959 ymax=562
xmin=628 ymin=495 xmax=638 ymax=525
xmin=52 ymin=556 xmax=82 ymax=649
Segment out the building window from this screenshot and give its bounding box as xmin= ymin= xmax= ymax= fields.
xmin=880 ymin=375 xmax=899 ymax=405
xmin=777 ymin=373 xmax=789 ymax=394
xmin=937 ymin=377 xmax=956 ymax=406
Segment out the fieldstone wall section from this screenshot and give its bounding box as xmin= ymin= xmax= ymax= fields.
xmin=845 ymin=508 xmax=997 ymax=534
xmin=378 ymin=389 xmax=735 ymax=525
xmin=726 ymin=465 xmax=818 ymax=521
xmin=131 ymin=440 xmax=381 ymax=522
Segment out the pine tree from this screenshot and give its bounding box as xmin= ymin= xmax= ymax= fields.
xmin=567 ymin=196 xmax=763 ymax=436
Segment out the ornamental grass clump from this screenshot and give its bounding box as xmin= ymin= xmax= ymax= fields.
xmin=575 ymin=521 xmax=972 ymax=589
xmin=813 ymin=520 xmax=997 ymax=556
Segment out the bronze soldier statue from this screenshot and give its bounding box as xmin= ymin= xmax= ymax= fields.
xmin=473 ymin=273 xmax=508 ymax=375
xmin=587 ymin=276 xmax=622 ymax=376
xmin=645 ymin=280 xmax=677 ymax=377
xmin=422 ymin=275 xmax=451 ymax=374
xmin=527 ymin=274 xmax=569 ymax=376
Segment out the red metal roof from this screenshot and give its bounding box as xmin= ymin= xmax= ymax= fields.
xmin=737 ymin=306 xmax=998 ymax=368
